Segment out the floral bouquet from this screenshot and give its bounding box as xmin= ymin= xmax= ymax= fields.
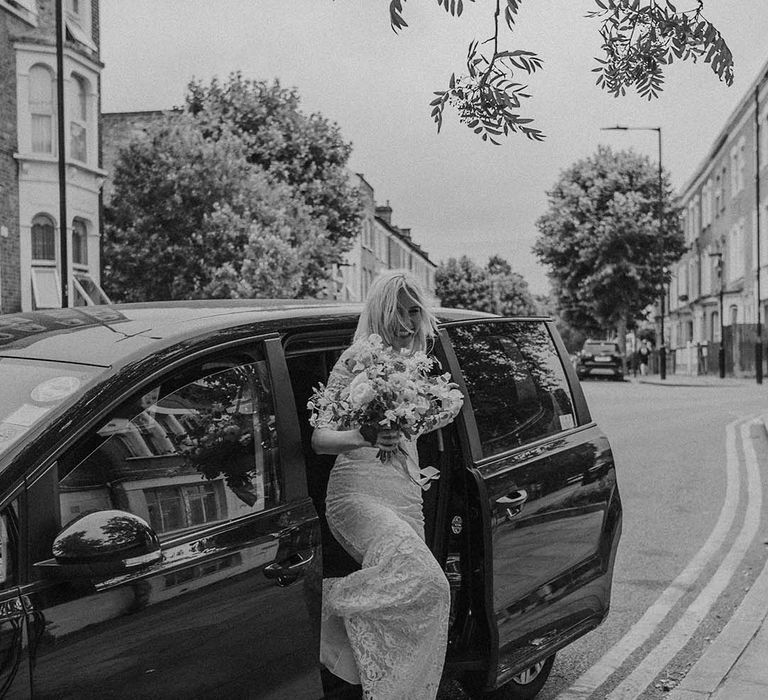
xmin=307 ymin=334 xmax=464 ymax=481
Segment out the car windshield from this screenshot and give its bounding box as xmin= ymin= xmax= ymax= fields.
xmin=584 ymin=343 xmax=619 ymax=354
xmin=0 ymin=358 xmax=102 ymax=459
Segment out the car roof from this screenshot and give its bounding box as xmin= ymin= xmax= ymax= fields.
xmin=0 ymin=300 xmax=494 ymax=367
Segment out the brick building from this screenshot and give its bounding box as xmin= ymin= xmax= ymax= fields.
xmin=0 ymin=0 xmax=107 ymax=314
xmin=669 ymin=55 xmax=768 ymax=376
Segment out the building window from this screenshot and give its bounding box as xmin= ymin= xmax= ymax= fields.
xmin=31 ymin=268 xmax=61 ymax=309
xmin=72 ymin=218 xmax=87 ymax=265
xmin=721 ymin=165 xmax=727 ymax=208
xmin=702 ymin=179 xmax=713 ymax=227
xmin=73 ymin=273 xmax=111 ymax=306
xmin=69 ymin=74 xmax=88 ymax=162
xmin=145 ymin=482 xmax=225 ymax=535
xmin=29 ymin=65 xmax=54 ymax=154
xmin=31 ymin=214 xmax=55 ymax=261
xmin=727 ymin=220 xmax=745 ymax=282
xmin=65 ymin=0 xmax=96 ymax=50
xmin=714 ymin=173 xmax=722 ymax=216
xmin=730 ymin=138 xmax=746 ymax=194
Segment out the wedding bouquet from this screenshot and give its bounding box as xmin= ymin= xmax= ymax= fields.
xmin=307 ymin=334 xmax=464 ymax=477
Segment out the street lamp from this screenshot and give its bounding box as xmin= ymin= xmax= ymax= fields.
xmin=601 ymin=125 xmax=666 ymax=379
xmin=55 ymin=0 xmax=69 ymax=308
xmin=754 ymin=85 xmax=764 ymax=384
xmin=709 ymin=251 xmax=726 ymax=378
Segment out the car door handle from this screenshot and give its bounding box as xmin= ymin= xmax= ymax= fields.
xmin=496 ymin=490 xmax=528 ymax=520
xmin=263 ymin=551 xmax=314 ymax=587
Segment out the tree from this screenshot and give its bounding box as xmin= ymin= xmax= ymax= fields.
xmin=103 ymin=77 xmax=362 ymax=301
xmin=390 ymin=1 xmax=733 ymax=143
xmin=532 ymin=294 xmax=589 ymax=354
xmin=435 ymin=254 xmax=536 ymax=315
xmin=185 ymin=74 xmax=361 ymax=250
xmin=533 ymin=145 xmax=686 ymax=352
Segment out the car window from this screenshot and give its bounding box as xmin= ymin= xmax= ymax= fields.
xmin=583 ymin=343 xmax=619 ymax=354
xmin=57 ymin=355 xmax=281 ymax=537
xmin=0 ymin=358 xmax=101 ymax=461
xmin=446 ymin=321 xmax=576 ymax=457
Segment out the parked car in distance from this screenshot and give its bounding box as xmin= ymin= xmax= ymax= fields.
xmin=576 ymin=339 xmax=625 ymax=381
xmin=0 ymin=301 xmax=622 ymax=699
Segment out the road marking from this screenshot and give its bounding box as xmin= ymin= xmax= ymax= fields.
xmin=560 ymin=417 xmax=744 ymax=698
xmin=604 ymin=418 xmax=763 ymax=699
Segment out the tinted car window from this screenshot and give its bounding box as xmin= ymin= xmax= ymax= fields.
xmin=447 ymin=321 xmax=576 ymax=457
xmin=58 ymin=358 xmax=281 ymax=535
xmin=583 ymin=343 xmax=619 ymax=354
xmin=0 ymin=358 xmax=101 ymax=460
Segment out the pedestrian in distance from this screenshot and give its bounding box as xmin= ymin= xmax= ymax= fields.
xmin=638 ymin=338 xmax=651 ymax=377
xmin=310 ymin=270 xmax=462 ymax=700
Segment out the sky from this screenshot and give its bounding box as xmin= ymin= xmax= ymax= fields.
xmin=99 ymin=1 xmax=768 ymax=295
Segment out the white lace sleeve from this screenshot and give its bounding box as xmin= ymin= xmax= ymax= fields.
xmin=310 ymin=346 xmax=358 ymax=430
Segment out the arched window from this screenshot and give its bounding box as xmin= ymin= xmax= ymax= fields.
xmin=31 ymin=214 xmax=56 ymax=261
xmin=72 ymin=218 xmax=88 ymax=265
xmin=29 ymin=65 xmax=54 ymax=154
xmin=69 ymin=74 xmax=88 ymax=162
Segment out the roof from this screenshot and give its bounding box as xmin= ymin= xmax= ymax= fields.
xmin=0 ymin=301 xmax=491 ymax=367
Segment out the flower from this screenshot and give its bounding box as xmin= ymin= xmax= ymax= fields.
xmin=308 ymin=334 xmax=465 ymax=479
xmin=348 ymin=373 xmax=376 ymax=408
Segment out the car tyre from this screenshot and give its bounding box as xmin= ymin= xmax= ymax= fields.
xmin=477 ymin=654 xmax=555 ymax=700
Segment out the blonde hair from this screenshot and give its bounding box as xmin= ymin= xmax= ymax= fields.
xmin=355 ymin=269 xmax=438 ymax=352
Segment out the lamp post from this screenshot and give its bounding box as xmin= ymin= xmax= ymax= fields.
xmin=55 ymin=0 xmax=69 ymax=308
xmin=755 ymin=85 xmax=764 ymax=383
xmin=709 ymin=251 xmax=726 ymax=378
xmin=601 ymin=125 xmax=666 ymax=379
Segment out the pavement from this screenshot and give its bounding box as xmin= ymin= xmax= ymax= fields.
xmin=632 ymin=373 xmax=756 ymax=388
xmin=627 ymin=385 xmax=768 ymax=699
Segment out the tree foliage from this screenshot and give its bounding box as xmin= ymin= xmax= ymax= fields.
xmin=389 ymin=0 xmax=733 ymax=143
xmin=435 ymin=254 xmax=536 ymax=315
xmin=185 ymin=74 xmax=361 ymax=248
xmin=533 ymin=145 xmax=686 ymax=348
xmin=103 ymin=76 xmax=361 ymax=302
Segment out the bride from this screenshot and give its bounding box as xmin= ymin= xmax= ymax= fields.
xmin=311 ymin=270 xmax=461 ymax=699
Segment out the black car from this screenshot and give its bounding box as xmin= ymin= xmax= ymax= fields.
xmin=0 ymin=301 xmax=622 ymax=699
xmin=575 ymin=340 xmax=625 ymax=381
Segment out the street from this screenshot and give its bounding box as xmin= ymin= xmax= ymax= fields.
xmin=535 ymin=377 xmax=768 ymax=699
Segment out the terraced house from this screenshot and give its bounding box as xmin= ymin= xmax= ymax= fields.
xmin=0 ymin=0 xmax=108 ymax=315
xmin=669 ymin=55 xmax=768 ymax=377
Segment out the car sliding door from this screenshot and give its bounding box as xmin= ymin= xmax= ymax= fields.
xmin=442 ymin=319 xmax=621 ymax=687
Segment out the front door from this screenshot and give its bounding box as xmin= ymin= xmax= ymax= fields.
xmin=13 ymin=341 xmax=323 ymax=699
xmin=442 ymin=320 xmax=621 ymax=686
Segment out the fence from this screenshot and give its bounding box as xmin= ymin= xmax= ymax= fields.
xmin=662 ymin=324 xmax=768 ymax=378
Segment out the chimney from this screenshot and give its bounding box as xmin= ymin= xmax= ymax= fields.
xmin=376 ymin=200 xmax=393 ymax=226
xmin=399 ymin=228 xmax=412 ymax=240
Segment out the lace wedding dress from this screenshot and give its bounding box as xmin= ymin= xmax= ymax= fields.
xmin=318 ymin=346 xmax=451 ymax=700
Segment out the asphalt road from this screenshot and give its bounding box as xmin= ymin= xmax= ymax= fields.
xmin=533 ymin=377 xmax=768 ymax=699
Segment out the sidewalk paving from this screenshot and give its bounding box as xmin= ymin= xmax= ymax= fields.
xmin=632 ymin=374 xmax=755 ymax=388
xmin=665 ymin=415 xmax=768 ymax=699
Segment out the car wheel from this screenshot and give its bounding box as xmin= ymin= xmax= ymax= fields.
xmin=478 ymin=654 xmax=555 ymax=700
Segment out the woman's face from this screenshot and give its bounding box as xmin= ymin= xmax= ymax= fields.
xmin=390 ymin=288 xmax=421 ymax=352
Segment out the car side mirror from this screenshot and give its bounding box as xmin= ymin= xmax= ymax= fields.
xmin=35 ymin=509 xmax=162 ymax=580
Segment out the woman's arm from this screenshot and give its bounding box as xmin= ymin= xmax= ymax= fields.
xmin=311 ymin=427 xmax=401 ymax=455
